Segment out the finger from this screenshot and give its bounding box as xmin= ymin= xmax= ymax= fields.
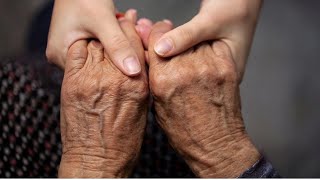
xmin=87 ymin=40 xmax=104 ymax=64
xmin=124 ymin=9 xmax=138 ymax=24
xmin=148 ymin=21 xmax=173 ymax=67
xmin=118 ymin=19 xmax=145 ymax=67
xmin=135 ymin=18 xmax=153 ymax=49
xmin=65 ymin=40 xmax=88 ymax=73
xmin=154 ymin=15 xmax=211 ymax=57
xmin=136 ymin=24 xmax=152 ymax=49
xmin=137 ymin=18 xmax=153 ymax=27
xmin=94 ymin=13 xmax=141 ymax=76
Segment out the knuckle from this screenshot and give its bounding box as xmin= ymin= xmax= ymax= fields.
xmin=137 ymin=81 xmax=149 ymax=100
xmin=120 ymin=77 xmax=149 ymax=101
xmin=219 ymin=61 xmax=238 ymax=84
xmin=197 ymin=63 xmax=216 ymax=81
xmin=150 ymin=73 xmax=169 ymax=98
xmin=150 ymin=68 xmax=188 ymax=98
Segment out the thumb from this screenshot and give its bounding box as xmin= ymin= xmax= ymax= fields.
xmin=65 ymin=40 xmax=88 ymax=73
xmin=154 ymin=15 xmax=212 ymax=57
xmin=148 ymin=21 xmax=173 ymax=67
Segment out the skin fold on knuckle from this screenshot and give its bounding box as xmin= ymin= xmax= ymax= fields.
xmin=118 ymin=77 xmax=149 ymax=102
xmin=151 ymin=67 xmax=190 ymax=101
xmin=150 ymin=72 xmax=172 ymax=99
xmin=215 ymin=56 xmax=238 ymax=84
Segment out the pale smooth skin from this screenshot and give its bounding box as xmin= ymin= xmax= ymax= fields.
xmin=153 ymin=0 xmax=263 ymax=81
xmin=59 ymin=18 xmax=148 ymax=178
xmin=46 ymin=0 xmax=262 ymax=80
xmin=46 ymin=0 xmax=142 ymax=76
xmin=147 ymin=22 xmax=260 ymax=177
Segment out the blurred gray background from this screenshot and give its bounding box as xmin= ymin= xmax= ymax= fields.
xmin=1 ymin=0 xmax=320 ymax=177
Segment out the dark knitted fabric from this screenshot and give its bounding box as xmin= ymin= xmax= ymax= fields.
xmin=0 ymin=62 xmax=61 ymax=177
xmin=239 ymin=157 xmax=281 ymax=178
xmin=131 ymin=107 xmax=194 ymax=178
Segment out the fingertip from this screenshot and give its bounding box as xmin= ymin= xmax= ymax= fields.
xmin=97 ymin=17 xmax=142 ymax=76
xmin=152 ymin=21 xmax=174 ymax=33
xmin=163 ymin=19 xmax=173 ymax=27
xmin=123 ymin=56 xmax=142 ymax=76
xmin=154 ymin=37 xmax=174 ymax=57
xmin=136 ymin=24 xmax=152 ymax=48
xmin=125 ymin=9 xmax=138 ymax=23
xmin=149 ymin=22 xmax=174 ymax=52
xmin=153 ymin=18 xmax=206 ymax=57
xmin=137 ymin=18 xmax=153 ymax=27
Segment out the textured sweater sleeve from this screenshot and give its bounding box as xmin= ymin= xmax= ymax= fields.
xmin=239 ymin=157 xmax=280 ymax=178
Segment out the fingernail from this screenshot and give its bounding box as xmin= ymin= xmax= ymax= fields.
xmin=123 ymin=56 xmax=141 ymax=75
xmin=155 ymin=38 xmax=173 ymax=56
xmin=128 ymin=9 xmax=137 ymax=14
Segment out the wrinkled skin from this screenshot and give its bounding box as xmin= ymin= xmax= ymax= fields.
xmin=59 ymin=19 xmax=148 ymax=178
xmin=147 ymin=22 xmax=260 ymax=177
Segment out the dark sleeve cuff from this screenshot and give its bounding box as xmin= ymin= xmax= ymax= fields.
xmin=238 ymin=157 xmax=280 ymax=178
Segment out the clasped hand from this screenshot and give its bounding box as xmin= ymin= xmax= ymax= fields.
xmin=59 ymin=13 xmax=260 ymax=178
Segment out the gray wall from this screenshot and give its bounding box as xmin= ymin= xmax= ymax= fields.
xmin=1 ymin=0 xmax=320 ymax=177
xmin=0 ymin=0 xmax=47 ymax=57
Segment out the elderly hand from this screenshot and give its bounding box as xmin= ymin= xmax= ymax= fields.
xmin=46 ymin=0 xmax=142 ymax=76
xmin=147 ymin=22 xmax=260 ymax=177
xmin=153 ymin=0 xmax=263 ymax=81
xmin=59 ymin=18 xmax=148 ymax=178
